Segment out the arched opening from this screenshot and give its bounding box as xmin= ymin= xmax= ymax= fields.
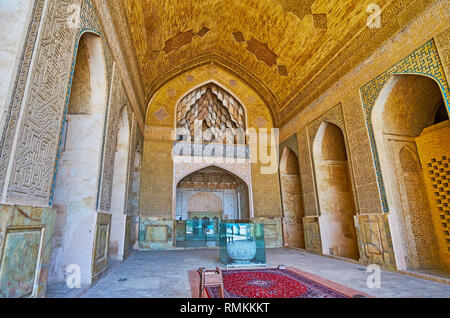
xmin=280 ymin=147 xmax=305 ymax=249
xmin=50 ymin=32 xmax=108 ymax=285
xmin=109 ymin=106 xmax=131 ymax=261
xmin=313 ymin=122 xmax=360 ymax=260
xmin=175 ymin=166 xmax=250 ymax=247
xmin=372 ymin=74 xmax=450 ymax=277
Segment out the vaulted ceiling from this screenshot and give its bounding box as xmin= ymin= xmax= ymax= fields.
xmin=117 ymin=0 xmax=434 ymax=126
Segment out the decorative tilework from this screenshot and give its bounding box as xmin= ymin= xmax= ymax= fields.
xmin=360 ymin=40 xmax=450 ymax=212
xmin=79 ymin=0 xmax=101 ymax=32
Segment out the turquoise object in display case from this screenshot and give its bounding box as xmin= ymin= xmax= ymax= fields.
xmin=219 ymin=222 xmax=266 ymax=268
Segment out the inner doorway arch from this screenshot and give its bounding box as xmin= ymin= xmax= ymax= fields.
xmin=372 ymin=74 xmax=450 ymax=274
xmin=175 ymin=166 xmax=250 ymax=221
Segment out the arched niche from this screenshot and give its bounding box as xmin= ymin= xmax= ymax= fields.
xmin=175 ymin=165 xmax=250 ymax=221
xmin=279 ymin=147 xmax=305 ymax=249
xmin=313 ymin=121 xmax=359 ymax=260
xmin=372 ymin=74 xmax=449 ymax=274
xmin=51 ymin=32 xmax=108 ymax=285
xmin=67 ymin=32 xmax=107 ymax=115
xmin=54 ymin=31 xmax=108 ymax=202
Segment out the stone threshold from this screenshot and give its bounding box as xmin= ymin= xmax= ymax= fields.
xmin=285 ymin=246 xmax=360 ymax=264
xmin=398 ymin=270 xmax=450 ymax=286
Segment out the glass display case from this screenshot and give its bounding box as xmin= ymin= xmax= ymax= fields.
xmin=219 ymin=222 xmax=266 ymax=268
xmin=175 ymin=218 xmax=220 ymax=248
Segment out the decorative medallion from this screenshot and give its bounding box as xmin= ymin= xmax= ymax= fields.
xmin=154 ymin=107 xmax=169 ymax=122
xmin=254 ymin=116 xmax=268 ymax=128
xmin=232 ymin=33 xmax=289 ymax=76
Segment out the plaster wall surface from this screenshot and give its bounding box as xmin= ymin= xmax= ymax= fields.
xmin=384 ymin=137 xmax=442 ymax=271
xmin=48 ymin=204 xmax=68 ymax=283
xmin=188 ymin=191 xmax=222 ymax=212
xmin=315 ymin=161 xmax=359 ymax=259
xmin=313 ymin=122 xmax=359 ymax=260
xmin=280 ymin=147 xmax=305 ymax=248
xmin=0 ymin=0 xmax=32 ymax=118
xmin=109 ymin=116 xmax=130 ymax=260
xmin=176 ymin=188 xmax=240 ymax=221
xmin=236 ymin=184 xmax=250 ymax=220
xmin=51 ymin=30 xmax=108 ymax=284
xmin=52 ymin=115 xmax=105 ymax=285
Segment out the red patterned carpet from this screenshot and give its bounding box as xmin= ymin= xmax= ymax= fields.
xmin=189 ymin=268 xmax=371 ymax=298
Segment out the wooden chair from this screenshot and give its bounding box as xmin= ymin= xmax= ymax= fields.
xmin=198 ymin=267 xmax=225 ymax=298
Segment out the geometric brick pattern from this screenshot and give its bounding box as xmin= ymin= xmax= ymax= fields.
xmin=427 ymin=156 xmax=450 ymax=255
xmin=0 ymin=0 xmax=46 ymax=197
xmin=4 ymin=0 xmax=81 ymax=206
xmin=360 ymin=40 xmax=450 ymax=212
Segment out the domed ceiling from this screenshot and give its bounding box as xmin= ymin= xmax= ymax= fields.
xmin=114 ymin=0 xmax=434 ymax=126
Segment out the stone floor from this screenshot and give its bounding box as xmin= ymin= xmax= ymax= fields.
xmin=47 ymin=248 xmax=450 ymax=298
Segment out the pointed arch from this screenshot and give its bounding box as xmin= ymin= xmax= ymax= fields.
xmin=280 ymin=146 xmax=300 ymax=175
xmin=174 ymin=164 xmax=252 ymax=221
xmin=370 ymin=73 xmax=448 ymax=273
xmin=144 ymin=52 xmax=279 ymax=125
xmin=52 ymin=30 xmax=110 ymax=285
xmin=312 ymin=120 xmax=359 ymax=260
xmin=279 ymin=146 xmax=305 ymax=248
xmin=67 ymin=31 xmax=108 ymax=115
xmin=399 ymin=145 xmax=421 ymax=172
xmin=175 ymin=164 xmax=251 ymax=190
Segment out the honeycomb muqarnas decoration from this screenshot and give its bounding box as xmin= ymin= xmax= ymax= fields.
xmin=176 ymin=83 xmax=246 ymax=141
